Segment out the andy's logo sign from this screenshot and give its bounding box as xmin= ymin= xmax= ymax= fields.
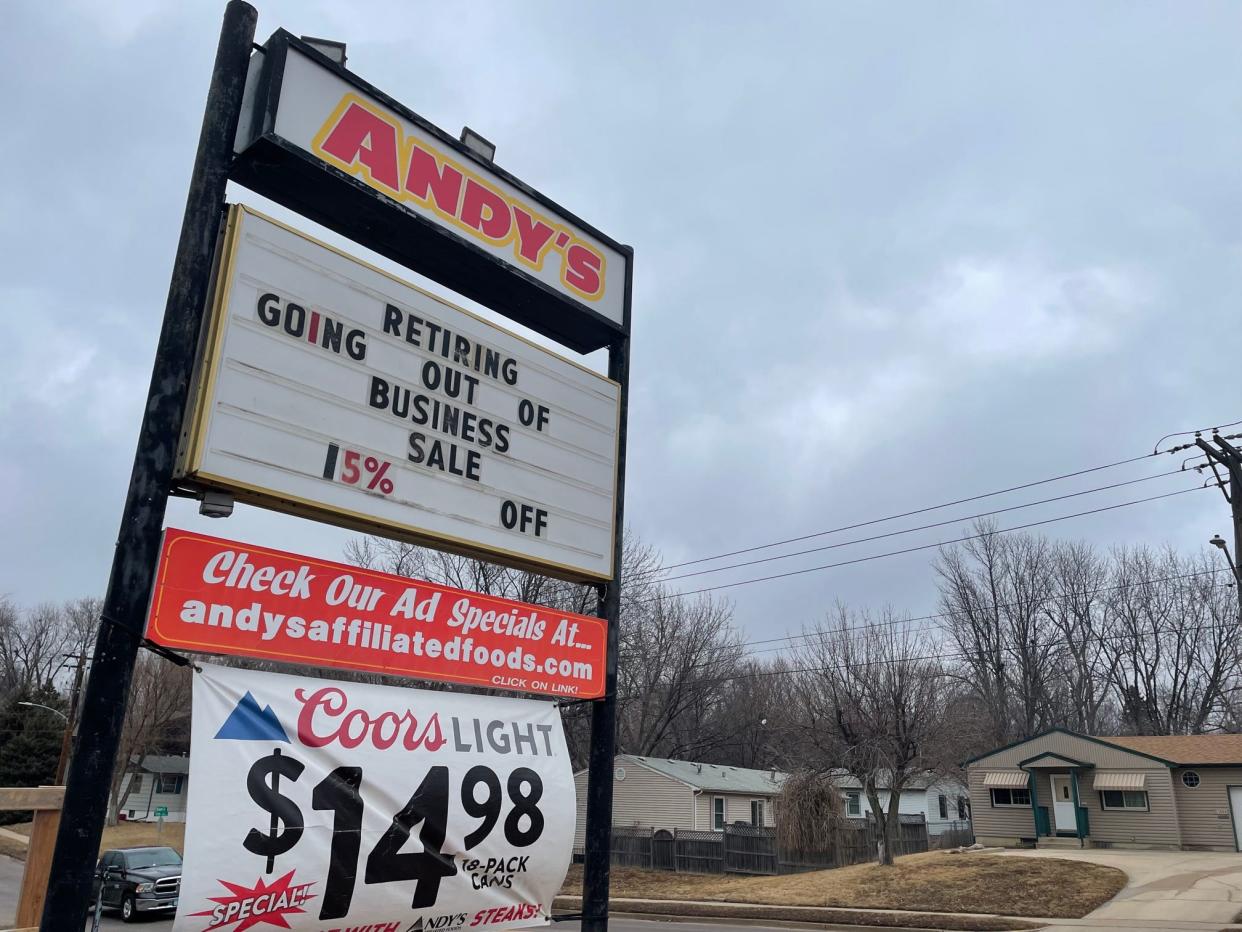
xmin=311 ymin=95 xmax=607 ymax=303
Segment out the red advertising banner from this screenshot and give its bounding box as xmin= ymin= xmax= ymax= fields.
xmin=145 ymin=528 xmax=606 ymax=698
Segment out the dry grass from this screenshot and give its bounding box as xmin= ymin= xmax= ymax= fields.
xmin=0 ymin=820 xmax=184 ymax=862
xmin=560 ymin=851 xmax=1127 ymax=919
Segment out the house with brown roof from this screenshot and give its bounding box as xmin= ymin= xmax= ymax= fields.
xmin=965 ymin=728 xmax=1242 ymax=851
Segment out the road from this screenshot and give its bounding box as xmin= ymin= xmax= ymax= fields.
xmin=83 ymin=922 xmax=802 ymax=931
xmin=0 ymin=860 xmax=792 ymax=932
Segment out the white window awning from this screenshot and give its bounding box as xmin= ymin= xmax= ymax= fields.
xmin=1093 ymin=772 xmax=1147 ymax=791
xmin=983 ymin=771 xmax=1028 ymax=788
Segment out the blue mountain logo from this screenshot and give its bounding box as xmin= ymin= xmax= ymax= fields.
xmin=214 ymin=691 xmax=289 ymax=742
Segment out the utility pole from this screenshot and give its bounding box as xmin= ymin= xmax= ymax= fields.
xmin=55 ymin=648 xmax=88 ymax=785
xmin=1194 ymin=431 xmax=1242 ymax=618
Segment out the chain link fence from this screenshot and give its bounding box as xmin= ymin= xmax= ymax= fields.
xmin=574 ymin=814 xmax=934 ymax=876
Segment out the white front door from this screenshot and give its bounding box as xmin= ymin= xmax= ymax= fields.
xmin=1050 ymin=775 xmax=1076 ymax=832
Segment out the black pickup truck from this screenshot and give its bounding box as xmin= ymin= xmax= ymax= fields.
xmin=93 ymin=846 xmax=182 ymax=922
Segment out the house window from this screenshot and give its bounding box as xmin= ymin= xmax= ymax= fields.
xmin=990 ymin=787 xmax=1031 ymax=807
xmin=846 ymin=792 xmax=862 ymax=817
xmin=1182 ymin=772 xmax=1201 ymax=788
xmin=957 ymin=796 xmax=968 ymax=820
xmin=751 ymin=800 xmax=764 ymax=826
xmin=1100 ymin=790 xmax=1148 ymax=811
xmin=130 ymin=773 xmax=143 ymax=794
xmin=938 ymin=794 xmax=948 ymax=820
xmin=712 ymin=797 xmax=725 ymax=831
xmin=156 ymin=773 xmax=184 ymax=795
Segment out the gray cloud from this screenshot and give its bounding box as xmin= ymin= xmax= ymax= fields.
xmin=2 ymin=1 xmax=1238 ymax=643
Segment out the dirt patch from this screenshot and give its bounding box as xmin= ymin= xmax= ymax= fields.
xmin=560 ymin=851 xmax=1127 ymax=918
xmin=554 ymin=897 xmax=1041 ymax=931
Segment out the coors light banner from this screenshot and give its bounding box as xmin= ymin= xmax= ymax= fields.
xmin=174 ymin=663 xmax=574 ymax=931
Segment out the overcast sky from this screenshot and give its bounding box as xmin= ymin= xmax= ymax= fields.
xmin=2 ymin=1 xmax=1239 ymax=647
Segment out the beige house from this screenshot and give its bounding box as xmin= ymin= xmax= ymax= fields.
xmin=966 ymin=729 xmax=1242 ymax=851
xmin=572 ymin=755 xmax=784 ymax=847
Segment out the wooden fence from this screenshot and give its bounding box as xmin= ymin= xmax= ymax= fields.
xmin=574 ymin=814 xmax=932 ymax=876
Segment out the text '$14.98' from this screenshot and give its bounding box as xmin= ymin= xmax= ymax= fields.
xmin=244 ymin=749 xmax=545 ymax=921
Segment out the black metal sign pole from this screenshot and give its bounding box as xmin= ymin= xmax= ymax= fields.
xmin=40 ymin=4 xmax=257 ymax=928
xmin=581 ymin=250 xmax=633 ymax=932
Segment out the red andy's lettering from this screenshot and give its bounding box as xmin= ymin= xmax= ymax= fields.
xmin=317 ymin=101 xmax=402 ymax=194
xmin=294 ymin=685 xmax=446 ymax=751
xmin=312 ymin=95 xmax=607 ymax=301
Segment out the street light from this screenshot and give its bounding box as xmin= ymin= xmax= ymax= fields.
xmin=16 ymin=701 xmax=71 ymax=783
xmin=1210 ymin=535 xmax=1242 ymax=623
xmin=1209 ymin=535 xmax=1240 ymax=580
xmin=16 ymin=701 xmax=67 ymax=723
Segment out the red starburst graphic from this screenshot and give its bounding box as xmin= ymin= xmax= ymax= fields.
xmin=189 ymin=870 xmax=316 ymax=931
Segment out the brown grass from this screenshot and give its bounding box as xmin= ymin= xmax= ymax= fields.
xmin=554 ymin=898 xmax=1041 ymax=931
xmin=560 ymin=851 xmax=1127 ymax=919
xmin=0 ymin=820 xmax=184 ymax=862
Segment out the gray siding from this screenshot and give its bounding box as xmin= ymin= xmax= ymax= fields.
xmin=968 ymin=769 xmax=1035 ymax=841
xmin=115 ymin=772 xmax=188 ymax=823
xmin=970 ymin=732 xmax=1165 ymax=770
xmin=1062 ymin=769 xmax=1180 ymax=848
xmin=573 ymin=760 xmax=697 ymax=847
xmin=967 ymin=757 xmax=1180 ymax=847
xmin=693 ymin=791 xmax=777 ymax=829
xmin=1172 ymin=767 xmax=1242 ymax=850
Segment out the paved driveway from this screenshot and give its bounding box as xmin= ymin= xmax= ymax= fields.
xmin=997 ymin=848 xmax=1242 ymax=930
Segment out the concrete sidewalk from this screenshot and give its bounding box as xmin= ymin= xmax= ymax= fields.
xmin=558 ymin=891 xmax=1242 ymax=932
xmin=559 ymin=893 xmax=1056 ymax=929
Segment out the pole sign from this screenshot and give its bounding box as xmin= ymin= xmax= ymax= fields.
xmin=179 ymin=205 xmax=619 ymax=581
xmin=231 ymin=31 xmax=630 ymax=354
xmin=175 ymin=663 xmax=573 ymax=932
xmin=146 ymin=528 xmax=607 ymax=698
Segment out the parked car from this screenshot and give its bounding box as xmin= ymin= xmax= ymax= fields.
xmin=93 ymin=846 xmax=182 ymax=922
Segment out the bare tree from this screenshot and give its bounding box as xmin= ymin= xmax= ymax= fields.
xmin=0 ymin=601 xmax=80 ymax=697
xmin=616 ymin=591 xmax=743 ymax=758
xmin=1103 ymin=546 xmax=1237 ymax=735
xmin=794 ymin=605 xmax=951 ymax=865
xmin=703 ymin=657 xmax=801 ymax=769
xmin=108 ymin=653 xmax=192 ymax=825
xmin=1042 ymin=541 xmax=1117 ymax=734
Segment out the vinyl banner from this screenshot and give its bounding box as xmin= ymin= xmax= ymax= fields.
xmin=146 ymin=528 xmax=606 ymax=699
xmin=174 ymin=663 xmax=574 ymax=932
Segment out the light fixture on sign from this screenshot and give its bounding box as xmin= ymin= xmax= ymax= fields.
xmin=460 ymin=126 xmax=497 ymax=163
xmin=300 ymin=35 xmax=347 ymax=66
xmin=199 ymin=490 xmax=234 ymax=519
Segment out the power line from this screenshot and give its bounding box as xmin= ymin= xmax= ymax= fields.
xmin=617 ymin=566 xmax=1233 ymax=670
xmin=652 ymin=485 xmax=1207 ymax=602
xmin=656 ymin=417 xmax=1239 ymax=577
xmin=660 ymin=467 xmax=1193 ymax=583
xmin=728 ymin=565 xmax=1233 ymax=654
xmin=1152 ymin=419 xmax=1242 ymax=455
xmin=658 ymin=452 xmax=1158 ymax=574
xmin=616 ymin=592 xmax=1242 ymax=697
